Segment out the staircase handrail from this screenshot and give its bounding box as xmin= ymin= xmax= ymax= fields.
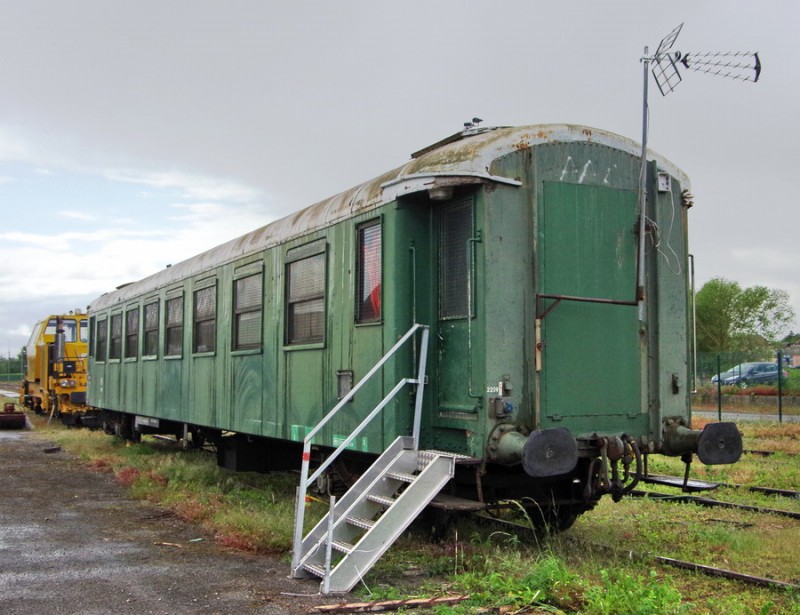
xmin=291 ymin=323 xmax=429 ymax=573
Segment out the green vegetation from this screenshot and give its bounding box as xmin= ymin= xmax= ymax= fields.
xmin=11 ymin=408 xmax=800 ymax=614
xmin=695 ymin=278 xmax=794 ymax=353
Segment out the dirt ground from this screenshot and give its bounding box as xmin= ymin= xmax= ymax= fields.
xmin=0 ymin=426 xmax=335 ymax=615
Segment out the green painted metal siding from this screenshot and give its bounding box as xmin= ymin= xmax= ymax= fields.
xmin=88 ymin=211 xmax=414 ymax=455
xmin=538 ymin=181 xmax=644 ymax=435
xmin=480 ymin=155 xmax=536 ymax=439
xmin=86 ymin=129 xmax=693 ymax=460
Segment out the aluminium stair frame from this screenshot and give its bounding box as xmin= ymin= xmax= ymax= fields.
xmin=290 ymin=323 xmax=433 ymax=591
xmin=295 ymin=436 xmax=455 ymax=593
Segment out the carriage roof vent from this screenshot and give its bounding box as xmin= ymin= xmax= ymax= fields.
xmin=410 ymin=118 xmax=504 ymax=159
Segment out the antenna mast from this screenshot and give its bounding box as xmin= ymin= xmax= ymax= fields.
xmin=636 ymin=23 xmax=760 ymax=319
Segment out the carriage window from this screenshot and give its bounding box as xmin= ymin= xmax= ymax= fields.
xmin=143 ymin=301 xmax=159 ymax=356
xmin=439 ymin=199 xmax=473 ymax=319
xmin=88 ymin=316 xmax=95 ymax=358
xmin=95 ymin=318 xmax=107 ymax=362
xmin=109 ymin=313 xmax=122 ymax=359
xmin=125 ymin=307 xmax=139 ymax=359
xmin=286 ymin=252 xmax=325 ymax=344
xmin=234 ymin=273 xmax=263 ymax=350
xmin=193 ymin=285 xmax=216 ymax=353
xmin=165 ymin=296 xmax=183 ymax=356
xmin=356 ymin=221 xmax=382 ymax=323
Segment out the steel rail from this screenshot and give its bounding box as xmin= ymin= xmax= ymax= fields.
xmin=479 ymin=516 xmax=800 ymax=591
xmin=643 ymin=473 xmax=800 ymax=499
xmin=629 ymin=490 xmax=800 ymax=520
xmin=656 ymin=557 xmax=800 ymax=591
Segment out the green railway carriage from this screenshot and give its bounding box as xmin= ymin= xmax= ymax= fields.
xmin=87 ymin=123 xmax=741 ymax=526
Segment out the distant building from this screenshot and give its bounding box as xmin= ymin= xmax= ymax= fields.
xmin=783 ymin=342 xmax=800 ymax=368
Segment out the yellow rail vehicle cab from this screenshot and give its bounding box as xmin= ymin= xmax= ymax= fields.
xmin=20 ymin=312 xmax=94 ymax=425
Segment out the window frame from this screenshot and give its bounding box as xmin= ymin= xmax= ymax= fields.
xmin=94 ymin=317 xmax=107 ymax=363
xmin=193 ymin=282 xmax=217 ymax=354
xmin=124 ymin=306 xmax=139 ymax=360
xmin=438 ymin=197 xmax=475 ymax=321
xmin=164 ymin=294 xmax=184 ymax=358
xmin=143 ymin=300 xmax=159 ymax=358
xmin=88 ymin=316 xmax=96 ymax=359
xmin=233 ymin=271 xmax=263 ymax=352
xmin=355 ymin=219 xmax=382 ymax=325
xmin=108 ymin=313 xmax=123 ymax=361
xmin=285 ymin=239 xmax=327 ymax=347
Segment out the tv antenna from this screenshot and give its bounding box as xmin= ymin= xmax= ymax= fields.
xmin=635 ymin=23 xmax=760 ymax=317
xmin=648 ymin=23 xmax=761 ymax=97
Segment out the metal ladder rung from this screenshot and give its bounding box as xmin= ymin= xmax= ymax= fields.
xmin=331 ymin=540 xmax=353 ymax=554
xmin=366 ymin=493 xmax=396 ymax=507
xmin=303 ymin=563 xmax=326 ymax=578
xmin=385 ymin=470 xmax=416 ymax=483
xmin=416 ymin=449 xmax=476 ymax=471
xmin=346 ymin=516 xmax=375 ymax=530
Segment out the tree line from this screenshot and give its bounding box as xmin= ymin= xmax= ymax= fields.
xmin=695 ymin=277 xmax=797 ymax=353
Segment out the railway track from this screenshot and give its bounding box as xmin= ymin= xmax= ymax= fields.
xmin=744 ymin=448 xmax=798 ymax=458
xmin=642 ymin=473 xmax=800 ymax=500
xmin=633 ymin=472 xmax=800 ymax=520
xmin=478 ymin=514 xmax=800 ymax=592
xmin=629 ymin=490 xmax=800 ymax=520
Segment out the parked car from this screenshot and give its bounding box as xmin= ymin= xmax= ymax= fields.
xmin=711 ymin=362 xmax=789 ymax=387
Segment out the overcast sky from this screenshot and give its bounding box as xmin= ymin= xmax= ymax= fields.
xmin=0 ymin=1 xmax=797 ymax=355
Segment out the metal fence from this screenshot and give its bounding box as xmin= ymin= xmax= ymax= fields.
xmin=695 ymin=351 xmax=797 ymax=423
xmin=1 ymin=358 xmax=23 ymax=383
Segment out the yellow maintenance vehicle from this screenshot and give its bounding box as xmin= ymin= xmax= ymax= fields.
xmin=20 ymin=311 xmax=96 ymax=426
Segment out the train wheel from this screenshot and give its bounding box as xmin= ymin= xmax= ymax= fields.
xmin=189 ymin=428 xmax=206 ymax=449
xmin=114 ymin=416 xmax=140 ymax=442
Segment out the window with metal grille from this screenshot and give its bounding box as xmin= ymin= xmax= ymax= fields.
xmin=286 ymin=252 xmax=325 ymax=344
xmin=124 ymin=308 xmax=139 ymax=359
xmin=234 ymin=273 xmax=262 ymax=350
xmin=109 ymin=313 xmax=122 ymax=359
xmin=439 ymin=199 xmax=473 ymax=319
xmin=356 ymin=221 xmax=382 ymax=323
xmin=143 ymin=301 xmax=159 ymax=356
xmin=193 ymin=285 xmax=216 ymax=353
xmin=165 ymin=296 xmax=183 ymax=357
xmin=95 ymin=318 xmax=107 ymax=362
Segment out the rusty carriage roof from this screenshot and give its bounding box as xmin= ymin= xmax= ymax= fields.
xmin=89 ymin=124 xmax=688 ymax=311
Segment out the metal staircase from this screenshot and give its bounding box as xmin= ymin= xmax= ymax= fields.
xmin=293 ymin=436 xmax=455 ymax=593
xmin=290 ymin=324 xmax=455 ymax=594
